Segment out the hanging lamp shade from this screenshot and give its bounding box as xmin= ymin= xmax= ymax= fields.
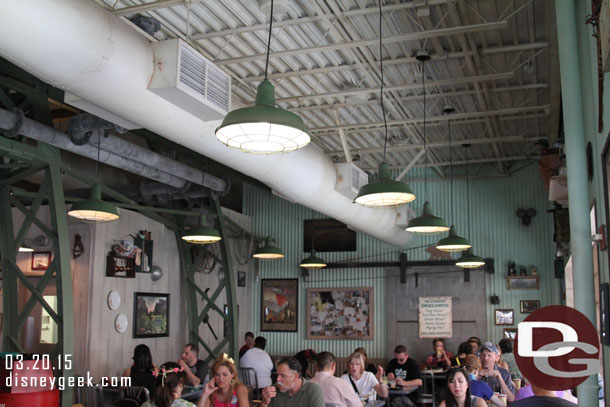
xmin=354 ymin=162 xmax=415 ymax=207
xmin=68 ymin=183 xmax=120 ymax=222
xmin=436 ymin=225 xmax=471 ymax=252
xmin=18 ymin=244 xmax=34 ymax=252
xmin=182 ymin=214 xmax=222 ymax=244
xmin=299 ymin=249 xmax=327 ymax=269
xmin=253 ymin=236 xmax=285 ymax=259
xmin=406 ymin=201 xmax=449 ymax=234
xmin=215 ymin=82 xmax=311 ymax=154
xmin=455 ymin=248 xmax=485 ymax=269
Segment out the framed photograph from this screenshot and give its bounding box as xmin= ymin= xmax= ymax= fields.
xmin=504 ymin=328 xmax=518 ymax=341
xmin=520 ymin=300 xmax=541 ymax=313
xmin=495 ymin=309 xmax=514 ymax=325
xmin=261 ymin=279 xmax=298 ymax=332
xmin=306 ymin=287 xmax=373 ymax=340
xmin=134 ymin=292 xmax=170 ymax=338
xmin=507 ymin=275 xmax=539 ymax=289
xmin=237 ymin=271 xmax=246 ymax=287
xmin=31 ymin=252 xmax=51 ymax=270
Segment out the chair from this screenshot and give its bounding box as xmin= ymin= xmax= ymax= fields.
xmin=238 ymin=367 xmax=260 ymax=400
xmin=118 ymin=386 xmax=150 ymax=406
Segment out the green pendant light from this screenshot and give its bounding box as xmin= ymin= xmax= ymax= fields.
xmin=299 ymin=249 xmax=327 ymax=269
xmin=182 ymin=214 xmax=222 ymax=244
xmin=68 ymin=183 xmax=120 ymax=222
xmin=354 ymin=1 xmax=415 ymax=208
xmin=406 ymin=52 xmax=448 ymax=234
xmin=406 ymin=201 xmax=450 ymax=234
xmin=436 ymin=107 xmax=471 ymax=252
xmin=68 ymin=132 xmax=119 ymax=223
xmin=215 ymin=0 xmax=311 ymax=154
xmin=456 ymin=144 xmax=484 ymax=269
xmin=455 ymin=248 xmax=485 ymax=268
xmin=253 ymin=236 xmax=285 ymax=259
xmin=182 ymin=164 xmax=222 ymax=244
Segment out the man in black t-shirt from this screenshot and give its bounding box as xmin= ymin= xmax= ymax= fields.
xmin=179 ymin=343 xmax=209 ymax=386
xmin=386 ymin=345 xmax=422 ymax=406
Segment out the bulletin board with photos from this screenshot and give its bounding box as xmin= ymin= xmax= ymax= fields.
xmin=306 ymin=287 xmax=373 ymax=340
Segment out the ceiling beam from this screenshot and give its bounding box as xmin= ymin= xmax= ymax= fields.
xmin=361 ymin=155 xmax=532 ymax=171
xmin=109 ymin=0 xmax=188 ymax=16
xmin=327 ymin=135 xmax=534 ymax=156
xmin=213 ymin=21 xmax=509 ymax=65
xmin=291 ymin=84 xmax=547 ymax=112
xmin=276 ymin=72 xmax=514 ymax=103
xmin=311 ymin=105 xmax=550 ymax=133
xmin=191 ymin=1 xmax=449 ymax=40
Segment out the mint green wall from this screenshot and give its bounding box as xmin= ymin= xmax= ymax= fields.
xmin=570 ymin=0 xmax=610 ymax=393
xmin=243 ymin=163 xmax=556 ymax=359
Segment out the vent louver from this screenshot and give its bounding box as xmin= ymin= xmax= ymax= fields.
xmin=149 ymin=39 xmax=230 ymax=120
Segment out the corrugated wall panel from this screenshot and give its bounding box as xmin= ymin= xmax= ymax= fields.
xmin=243 ymin=163 xmax=556 ymax=358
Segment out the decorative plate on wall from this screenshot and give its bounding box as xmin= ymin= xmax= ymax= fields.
xmin=107 ymin=290 xmax=121 ymax=310
xmin=115 ymin=313 xmax=128 ymax=333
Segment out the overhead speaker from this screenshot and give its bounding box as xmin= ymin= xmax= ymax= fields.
xmin=485 ymin=258 xmax=495 ymax=274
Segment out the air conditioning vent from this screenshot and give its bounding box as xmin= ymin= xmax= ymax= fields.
xmin=178 ymin=44 xmax=206 ymax=97
xmin=149 ymin=39 xmax=230 ymax=120
xmin=335 ymin=162 xmax=369 ymax=199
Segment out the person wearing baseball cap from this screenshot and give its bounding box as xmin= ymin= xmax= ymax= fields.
xmin=478 ymin=342 xmax=516 ymax=403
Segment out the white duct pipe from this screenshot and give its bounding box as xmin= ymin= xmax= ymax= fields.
xmin=0 ymin=0 xmax=413 ymax=246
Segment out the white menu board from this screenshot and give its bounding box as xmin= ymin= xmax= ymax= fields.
xmin=418 ymin=296 xmax=452 ymax=338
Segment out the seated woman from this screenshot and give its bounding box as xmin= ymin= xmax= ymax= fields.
xmin=341 ymin=352 xmax=388 ymax=401
xmin=142 ymin=362 xmax=194 ymax=407
xmin=123 ymin=344 xmax=157 ymax=396
xmin=439 ymin=368 xmax=486 ymax=407
xmin=353 ymin=347 xmax=377 ymax=375
xmin=451 ymin=342 xmax=473 ymax=367
xmin=197 ymin=354 xmax=248 ymax=407
xmin=426 ymin=338 xmax=454 ymax=369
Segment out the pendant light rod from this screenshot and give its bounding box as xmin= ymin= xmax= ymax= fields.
xmin=416 ymin=50 xmax=430 ymax=197
xmin=379 ymin=0 xmax=388 ymax=162
xmin=264 ymin=0 xmax=273 ymax=80
xmin=444 ymin=106 xmax=455 ymax=223
xmin=463 ymin=143 xmax=471 ymax=238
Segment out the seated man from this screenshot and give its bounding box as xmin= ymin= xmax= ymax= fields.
xmin=478 ymin=342 xmax=515 ymax=403
xmin=386 ymin=345 xmax=422 ymax=407
xmin=261 ymin=357 xmax=324 ymax=407
xmin=239 ymin=331 xmax=255 ymax=359
xmin=309 ymin=352 xmax=361 ymax=407
xmin=462 ymin=355 xmax=504 ymax=406
xmin=178 ymin=343 xmax=208 ymax=387
xmin=240 ymin=336 xmax=274 ymax=391
xmin=425 ymin=338 xmax=454 ymax=369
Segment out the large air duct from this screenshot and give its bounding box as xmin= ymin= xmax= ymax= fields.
xmin=0 ymin=0 xmax=413 ymax=246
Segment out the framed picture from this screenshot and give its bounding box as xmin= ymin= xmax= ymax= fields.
xmin=134 ymin=292 xmax=170 ymax=338
xmin=507 ymin=275 xmax=539 ymax=289
xmin=495 ymin=309 xmax=514 ymax=325
xmin=307 ymin=287 xmax=373 ymax=340
xmin=31 ymin=252 xmax=51 ymax=270
xmin=237 ymin=271 xmax=246 ymax=287
xmin=504 ymin=328 xmax=518 ymax=341
xmin=261 ymin=279 xmax=298 ymax=332
xmin=520 ymin=300 xmax=541 ymax=313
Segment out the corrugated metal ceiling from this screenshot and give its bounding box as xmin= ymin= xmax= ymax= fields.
xmin=93 ymin=0 xmax=558 ymax=179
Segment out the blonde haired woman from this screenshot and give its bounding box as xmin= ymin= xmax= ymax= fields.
xmin=341 ymin=352 xmax=388 ymax=400
xmin=197 ymin=354 xmax=248 ymax=407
